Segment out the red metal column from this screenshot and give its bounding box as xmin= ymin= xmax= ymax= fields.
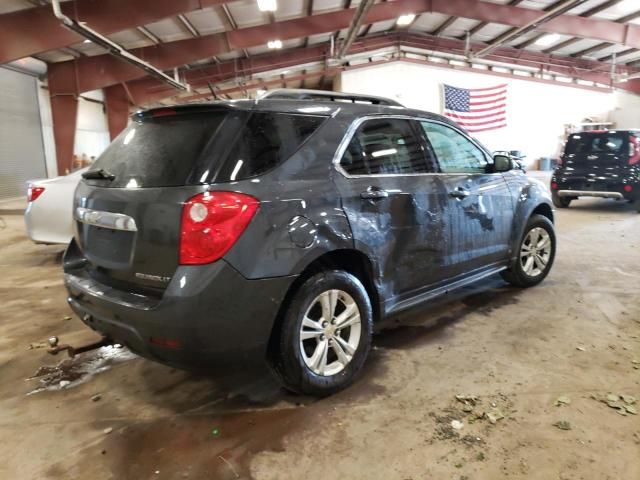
xmin=50 ymin=94 xmax=78 ymax=176
xmin=104 ymin=84 xmax=130 ymax=140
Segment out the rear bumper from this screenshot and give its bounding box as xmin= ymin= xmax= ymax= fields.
xmin=64 ymin=256 xmax=296 ymax=370
xmin=557 ymin=190 xmax=625 ymax=200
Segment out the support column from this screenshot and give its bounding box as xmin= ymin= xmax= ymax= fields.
xmin=104 ymin=84 xmax=130 ymax=140
xmin=50 ymin=94 xmax=78 ymax=176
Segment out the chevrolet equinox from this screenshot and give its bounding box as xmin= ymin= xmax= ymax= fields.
xmin=63 ymin=89 xmax=556 ymax=395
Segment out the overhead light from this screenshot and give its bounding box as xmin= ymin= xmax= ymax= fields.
xmin=396 ymin=13 xmax=416 ymax=26
xmin=83 ymin=39 xmax=91 ymax=43
xmin=257 ymin=0 xmax=277 ymax=12
xmin=535 ymin=33 xmax=561 ymax=47
xmin=267 ymin=39 xmax=282 ymax=49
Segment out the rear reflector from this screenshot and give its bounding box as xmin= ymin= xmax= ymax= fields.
xmin=624 ymin=185 xmax=633 ymax=192
xmin=179 ymin=191 xmax=259 ymax=265
xmin=27 ymin=186 xmax=45 ymax=202
xmin=551 ymin=182 xmax=558 ymax=190
xmin=150 ymin=337 xmax=182 ymax=349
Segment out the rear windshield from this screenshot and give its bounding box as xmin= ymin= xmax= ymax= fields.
xmin=87 ymin=110 xmax=325 ymax=187
xmin=88 ymin=112 xmax=227 ymax=188
xmin=564 ymin=132 xmax=629 ymax=156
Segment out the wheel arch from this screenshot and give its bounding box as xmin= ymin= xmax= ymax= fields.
xmin=266 ymin=249 xmax=381 ymax=360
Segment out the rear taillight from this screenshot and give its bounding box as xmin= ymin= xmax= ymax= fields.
xmin=179 ymin=191 xmax=259 ymax=265
xmin=629 ymin=136 xmax=640 ymax=165
xmin=551 ymin=182 xmax=558 ymax=190
xmin=27 ymin=186 xmax=45 ymax=203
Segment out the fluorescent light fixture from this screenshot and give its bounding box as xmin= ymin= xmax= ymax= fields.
xmin=396 ymin=13 xmax=416 ymax=26
xmin=535 ymin=33 xmax=561 ymax=47
xmin=257 ymin=0 xmax=277 ymax=12
xmin=267 ymin=39 xmax=282 ymax=49
xmin=371 ymin=148 xmax=398 ymax=158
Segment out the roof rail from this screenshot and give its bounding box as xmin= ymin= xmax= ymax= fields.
xmin=258 ymin=88 xmax=403 ymax=107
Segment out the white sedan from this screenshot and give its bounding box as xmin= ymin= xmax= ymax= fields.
xmin=24 ymin=168 xmax=86 ymax=244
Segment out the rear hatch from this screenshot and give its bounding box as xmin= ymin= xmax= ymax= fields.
xmin=561 ymin=131 xmax=636 ymax=187
xmin=73 ymin=104 xmax=327 ymax=294
xmin=74 ymin=106 xmax=243 ymax=294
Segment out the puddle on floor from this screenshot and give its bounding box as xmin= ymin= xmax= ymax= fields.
xmin=26 ymin=345 xmax=137 ymax=395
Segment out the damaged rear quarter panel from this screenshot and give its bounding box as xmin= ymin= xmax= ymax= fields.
xmin=502 ymin=171 xmax=554 ymax=259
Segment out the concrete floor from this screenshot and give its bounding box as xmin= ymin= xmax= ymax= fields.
xmin=0 ymin=181 xmax=639 ymax=480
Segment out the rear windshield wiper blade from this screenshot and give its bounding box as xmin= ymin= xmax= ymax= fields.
xmin=81 ymin=169 xmax=116 ymax=181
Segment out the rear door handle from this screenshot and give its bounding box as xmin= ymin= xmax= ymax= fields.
xmin=449 ymin=187 xmax=470 ymax=199
xmin=360 ymin=186 xmax=389 ymax=200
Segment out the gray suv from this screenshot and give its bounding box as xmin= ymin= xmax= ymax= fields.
xmin=63 ymin=89 xmax=556 ymax=395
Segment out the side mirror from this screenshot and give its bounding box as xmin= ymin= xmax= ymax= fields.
xmin=493 ymin=154 xmax=513 ymax=172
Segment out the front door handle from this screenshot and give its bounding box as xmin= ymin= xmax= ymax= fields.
xmin=449 ymin=187 xmax=470 ymax=199
xmin=360 ymin=186 xmax=389 ymax=200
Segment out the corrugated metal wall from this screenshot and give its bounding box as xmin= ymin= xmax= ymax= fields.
xmin=0 ymin=67 xmax=47 ymax=200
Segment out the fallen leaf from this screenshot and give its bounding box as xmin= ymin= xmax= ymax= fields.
xmin=621 ymin=395 xmax=637 ymax=405
xmin=555 ymin=396 xmax=571 ymax=407
xmin=624 ymin=405 xmax=637 ymax=415
xmin=606 ymin=393 xmax=620 ymax=402
xmin=486 ymin=410 xmax=504 ymax=424
xmin=552 ymin=421 xmax=571 ymax=431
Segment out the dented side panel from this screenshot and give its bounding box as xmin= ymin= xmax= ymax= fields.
xmin=502 ymin=170 xmax=555 ymax=260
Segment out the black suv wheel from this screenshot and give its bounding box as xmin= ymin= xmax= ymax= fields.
xmin=501 ymin=214 xmax=556 ymax=288
xmin=271 ymin=270 xmax=373 ymax=396
xmin=552 ymin=192 xmax=572 ymax=208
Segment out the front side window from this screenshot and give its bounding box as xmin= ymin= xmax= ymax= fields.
xmin=421 ymin=121 xmax=488 ymax=174
xmin=340 ymin=118 xmax=437 ymax=175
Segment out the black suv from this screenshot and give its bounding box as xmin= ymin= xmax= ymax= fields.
xmin=551 ymin=129 xmax=640 ymax=211
xmin=64 ymin=89 xmax=556 ymax=395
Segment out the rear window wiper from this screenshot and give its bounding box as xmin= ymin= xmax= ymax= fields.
xmin=82 ymin=169 xmax=116 ymax=181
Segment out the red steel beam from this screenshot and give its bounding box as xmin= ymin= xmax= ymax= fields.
xmin=104 ymin=84 xmax=130 ymax=140
xmin=49 ymin=94 xmax=78 ymax=175
xmin=0 ymin=0 xmax=229 ymax=65
xmin=48 ymin=0 xmax=640 ymax=96
xmin=130 ymin=33 xmax=640 ymax=106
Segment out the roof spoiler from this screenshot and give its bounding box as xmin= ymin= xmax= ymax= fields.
xmin=258 ymin=89 xmax=403 ymax=107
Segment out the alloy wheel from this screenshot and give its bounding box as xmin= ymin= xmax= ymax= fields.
xmin=520 ymin=227 xmax=551 ymax=278
xmin=299 ymin=289 xmax=362 ymax=376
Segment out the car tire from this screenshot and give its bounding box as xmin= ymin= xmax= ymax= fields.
xmin=552 ymin=192 xmax=572 ymax=208
xmin=501 ymin=214 xmax=556 ymax=288
xmin=271 ymin=270 xmax=373 ymax=396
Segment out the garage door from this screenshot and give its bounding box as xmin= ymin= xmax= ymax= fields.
xmin=0 ymin=67 xmax=47 ymax=200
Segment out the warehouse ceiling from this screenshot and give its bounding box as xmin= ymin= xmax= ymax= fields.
xmin=2 ymin=0 xmax=640 ymax=105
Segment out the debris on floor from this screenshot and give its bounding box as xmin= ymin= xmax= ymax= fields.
xmin=554 ymin=395 xmax=571 ymax=407
xmin=26 ymin=345 xmax=137 ymax=395
xmin=451 ymin=420 xmax=464 ymax=430
xmin=552 ymin=421 xmax=572 ymax=431
xmin=593 ymin=393 xmax=638 ymax=416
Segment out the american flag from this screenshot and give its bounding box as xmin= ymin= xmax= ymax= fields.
xmin=443 ymin=84 xmax=507 ymax=133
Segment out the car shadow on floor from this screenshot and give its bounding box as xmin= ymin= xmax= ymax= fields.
xmin=45 ymin=275 xmax=526 ymax=479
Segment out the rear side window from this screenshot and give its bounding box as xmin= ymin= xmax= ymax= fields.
xmin=340 ymin=118 xmax=437 ymax=175
xmin=89 ymin=112 xmax=227 ymax=188
xmin=215 ymin=113 xmax=326 ymax=182
xmin=564 ymin=132 xmax=628 ymax=155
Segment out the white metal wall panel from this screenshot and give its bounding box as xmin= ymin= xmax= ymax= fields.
xmin=0 ymin=67 xmax=47 ymax=199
